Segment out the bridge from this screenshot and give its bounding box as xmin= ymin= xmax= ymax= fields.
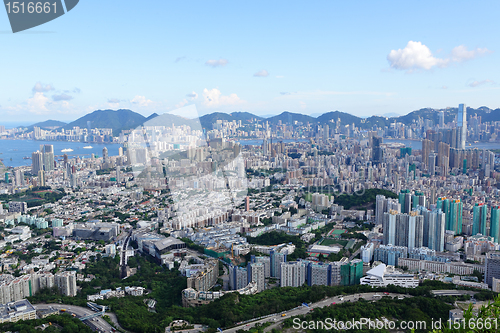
xmin=80 ymin=311 xmax=106 ymax=321
xmin=120 ymin=230 xmax=133 ymax=278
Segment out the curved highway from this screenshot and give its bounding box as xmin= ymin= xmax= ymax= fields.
xmin=35 ymin=303 xmax=115 ymax=333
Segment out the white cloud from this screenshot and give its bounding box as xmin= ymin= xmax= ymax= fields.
xmin=203 ymin=88 xmax=243 ymax=107
xmin=387 ymin=41 xmax=492 ymax=72
xmin=451 ymin=45 xmax=491 ymax=62
xmin=254 ymin=70 xmax=269 ymax=77
xmin=468 ymin=79 xmax=494 ymax=87
xmin=276 ymin=75 xmax=284 ymax=79
xmin=442 ymin=85 xmax=448 ymax=89
xmin=387 ymin=41 xmax=448 ymax=71
xmin=107 ymin=98 xmax=120 ymax=103
xmin=299 ymin=101 xmax=307 ymax=109
xmin=205 ymin=59 xmax=228 ymax=68
xmin=27 ymin=92 xmax=50 ymax=114
xmin=131 ymin=95 xmax=153 ymax=107
xmin=32 ymin=82 xmax=55 ymax=93
xmin=186 ymin=91 xmax=198 ymax=100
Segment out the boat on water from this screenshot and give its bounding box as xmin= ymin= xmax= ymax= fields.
xmin=61 ymin=148 xmax=74 ymax=153
xmin=23 ymin=156 xmax=31 ymax=159
xmin=83 ymin=146 xmax=93 ymax=149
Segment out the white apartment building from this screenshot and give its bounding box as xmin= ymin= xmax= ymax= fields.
xmin=55 ymin=271 xmax=77 ymax=297
xmin=280 ymin=261 xmax=306 ymax=287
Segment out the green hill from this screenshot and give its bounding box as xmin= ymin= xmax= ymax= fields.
xmin=24 ymin=120 xmax=67 ymax=131
xmin=63 ymin=109 xmax=148 ymax=135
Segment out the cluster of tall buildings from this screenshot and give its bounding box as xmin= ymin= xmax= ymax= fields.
xmin=0 ymin=271 xmax=77 ymax=305
xmin=378 ymin=188 xmax=500 ymax=253
xmin=229 ymin=252 xmax=363 ymax=291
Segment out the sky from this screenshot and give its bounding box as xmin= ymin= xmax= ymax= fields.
xmin=1 ymin=0 xmax=499 ymax=123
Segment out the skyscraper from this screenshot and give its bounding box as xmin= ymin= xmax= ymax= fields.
xmin=38 ymin=170 xmax=46 ymax=187
xmin=32 ymin=151 xmax=43 ymax=175
xmin=229 ymin=265 xmax=248 ymax=290
xmin=490 ymin=206 xmax=500 ymax=243
xmin=472 ymin=203 xmax=488 ymax=236
xmin=42 ymin=144 xmax=55 ymax=171
xmin=421 ymin=139 xmax=433 ymax=169
xmin=485 ymin=252 xmax=500 ymax=287
xmin=372 ymin=136 xmax=384 ymax=164
xmin=457 ymin=103 xmax=467 ymax=150
xmin=439 ymin=111 xmax=444 ymax=128
xmin=428 ymin=153 xmax=437 ymax=176
xmin=423 ymin=209 xmax=446 ymax=251
xmin=247 ymin=262 xmax=265 ymax=292
xmin=103 ymin=147 xmax=109 ymax=164
xmin=449 ymin=199 xmax=463 ymax=235
xmin=281 ymin=261 xmax=306 ymax=287
xmin=398 ymin=189 xmax=412 ymax=214
xmin=270 ymin=250 xmax=286 ymax=278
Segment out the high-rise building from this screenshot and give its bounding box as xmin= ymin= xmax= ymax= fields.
xmin=457 ymin=103 xmax=467 ymax=150
xmin=383 ymin=210 xmax=397 ymax=246
xmin=229 ymin=266 xmax=248 ymax=290
xmin=376 ymin=195 xmax=401 ymax=225
xmin=372 ymin=136 xmax=384 ymax=164
xmin=490 ymin=206 xmax=500 ymax=243
xmin=280 ymin=261 xmax=306 ymax=287
xmin=412 ymin=192 xmax=426 ymax=210
xmin=361 ymin=242 xmax=375 ymax=262
xmin=449 ymin=199 xmax=463 ymax=235
xmin=383 ymin=211 xmax=423 ymax=249
xmin=250 ymin=255 xmax=270 ymax=278
xmin=116 ymin=166 xmax=121 ymax=183
xmin=422 ymin=209 xmax=446 ymax=252
xmin=14 ymin=170 xmax=23 ymax=187
xmin=428 ymin=153 xmax=437 ymax=176
xmin=103 ymin=147 xmax=109 ymax=164
xmin=376 ymin=195 xmax=387 ymax=225
xmin=421 ymin=139 xmax=433 ymax=169
xmin=373 ymin=245 xmax=408 ymax=266
xmin=340 ymin=260 xmax=363 ymax=286
xmin=307 ymin=262 xmax=329 ymax=286
xmin=473 ymin=203 xmax=488 ymax=236
xmin=38 ymin=170 xmax=46 ymax=187
xmin=485 ymin=252 xmax=500 ymax=287
xmin=42 ymin=144 xmax=55 ymax=171
xmin=31 ymin=151 xmax=43 ymax=175
xmin=270 ymin=250 xmax=286 ymax=278
xmin=55 ymin=271 xmax=77 ymax=296
xmin=247 ymin=262 xmax=265 ymax=292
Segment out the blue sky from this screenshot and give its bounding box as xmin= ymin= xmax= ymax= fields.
xmin=1 ymin=0 xmax=499 ymax=122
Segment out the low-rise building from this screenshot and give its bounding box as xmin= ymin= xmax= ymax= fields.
xmin=360 ymin=264 xmax=419 ymax=288
xmin=0 ymin=299 xmax=36 ymax=324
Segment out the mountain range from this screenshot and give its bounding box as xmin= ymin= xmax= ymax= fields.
xmin=24 ymin=106 xmax=500 ymax=134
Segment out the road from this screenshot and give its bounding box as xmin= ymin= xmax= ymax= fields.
xmin=120 ymin=230 xmax=133 ymax=278
xmin=223 ymin=292 xmax=412 ymax=333
xmin=431 ymin=290 xmax=478 ymax=296
xmin=35 ymin=303 xmax=115 ymax=333
xmin=348 ymin=246 xmax=362 ymax=261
